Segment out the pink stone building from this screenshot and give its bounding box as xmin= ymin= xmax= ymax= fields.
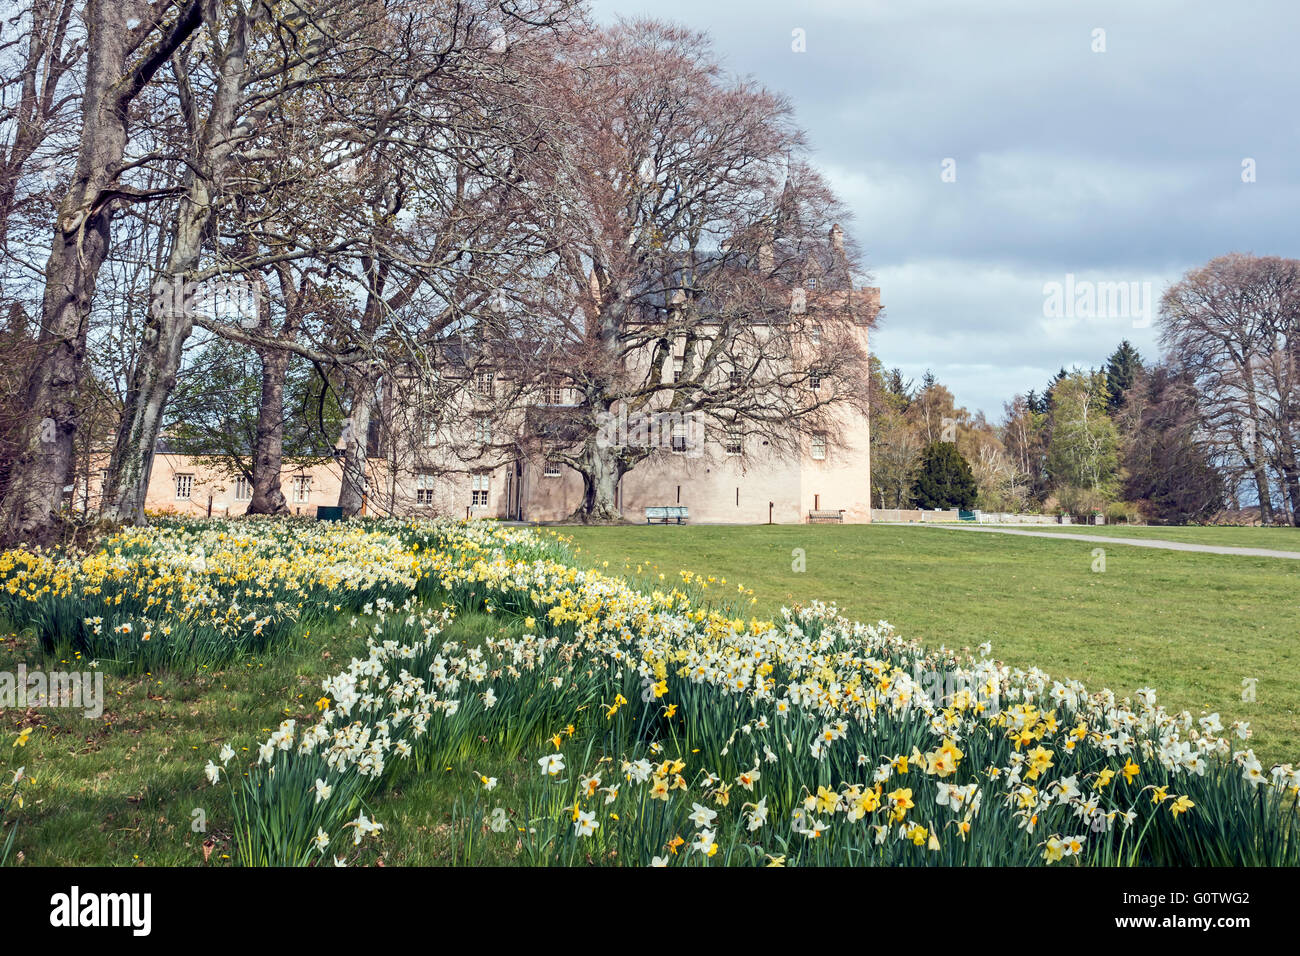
xmin=78 ymin=283 xmax=879 ymax=525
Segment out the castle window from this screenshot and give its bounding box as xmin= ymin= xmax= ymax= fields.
xmin=175 ymin=474 xmax=193 ymax=500
xmin=671 ymin=423 xmax=688 ymax=453
xmin=724 ymin=429 xmax=742 ymax=455
xmin=292 ymin=476 xmax=312 ymax=503
xmin=234 ymin=477 xmax=253 ymax=501
xmin=811 ymin=433 xmax=827 ymax=461
xmin=546 ymin=384 xmax=565 ymax=405
xmin=474 ymin=370 xmax=494 ymax=398
xmin=471 ymin=474 xmax=490 ymax=507
xmin=543 ymin=461 xmax=562 ymax=478
xmin=416 ymin=473 xmax=435 ymax=505
xmin=475 ymin=417 xmax=492 ymax=444
xmin=810 ymin=325 xmax=822 ymax=345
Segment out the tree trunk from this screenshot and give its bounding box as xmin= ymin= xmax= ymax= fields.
xmin=0 ymin=221 xmax=103 ymax=541
xmin=100 ymin=290 xmax=198 ymax=525
xmin=100 ymin=8 xmax=251 ymax=526
xmin=1245 ymin=421 xmax=1274 ymax=525
xmin=1280 ymin=457 xmax=1300 ymax=527
xmin=246 ymin=348 xmax=290 ymax=515
xmin=569 ymin=438 xmax=627 ymax=523
xmin=0 ymin=0 xmax=202 ymax=542
xmin=337 ymin=365 xmax=375 ymax=516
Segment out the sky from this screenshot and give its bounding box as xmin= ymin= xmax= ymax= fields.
xmin=591 ymin=0 xmax=1300 ymax=418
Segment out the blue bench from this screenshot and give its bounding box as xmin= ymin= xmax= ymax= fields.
xmin=646 ymin=505 xmax=688 ymax=524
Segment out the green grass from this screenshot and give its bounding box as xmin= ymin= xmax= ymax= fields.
xmin=0 ymin=610 xmax=540 ymax=866
xmin=978 ymin=524 xmax=1300 ymax=550
xmin=558 ymin=524 xmax=1300 ymax=766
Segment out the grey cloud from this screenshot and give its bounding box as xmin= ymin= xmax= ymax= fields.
xmin=594 ymin=0 xmax=1300 ymax=415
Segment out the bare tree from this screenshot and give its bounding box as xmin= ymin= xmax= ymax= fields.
xmin=100 ymin=0 xmax=408 ymax=524
xmin=503 ymin=20 xmax=877 ymax=521
xmin=152 ymin=0 xmax=576 ymax=519
xmin=0 ymin=0 xmax=205 ymax=543
xmin=0 ymin=0 xmax=83 ymax=260
xmin=1160 ymin=254 xmax=1300 ymax=525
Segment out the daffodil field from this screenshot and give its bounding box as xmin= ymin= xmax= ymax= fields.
xmin=0 ymin=518 xmax=429 ymax=673
xmin=2 ymin=517 xmax=1297 ymax=866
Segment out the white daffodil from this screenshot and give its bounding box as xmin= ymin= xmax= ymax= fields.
xmin=573 ymin=809 xmax=599 ymax=837
xmin=346 ymin=813 xmax=383 ymax=845
xmin=688 ymin=802 xmax=717 ymax=829
xmin=538 ymin=753 xmax=565 ymax=776
xmin=692 ymin=828 xmax=717 ymax=856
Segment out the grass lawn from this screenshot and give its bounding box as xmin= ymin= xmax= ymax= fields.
xmin=0 ymin=609 xmax=536 ymax=866
xmin=977 ymin=524 xmax=1300 ymax=550
xmin=558 ymin=524 xmax=1300 ymax=765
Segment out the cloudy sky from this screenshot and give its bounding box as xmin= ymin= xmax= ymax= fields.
xmin=592 ymin=0 xmax=1300 ymax=418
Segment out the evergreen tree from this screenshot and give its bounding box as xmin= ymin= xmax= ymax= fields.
xmin=1044 ymin=367 xmax=1069 ymax=407
xmin=1103 ymin=340 xmax=1143 ymax=414
xmin=911 ymin=441 xmax=978 ymax=509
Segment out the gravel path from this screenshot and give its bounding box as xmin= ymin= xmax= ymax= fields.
xmin=904 ymin=523 xmax=1300 ymax=560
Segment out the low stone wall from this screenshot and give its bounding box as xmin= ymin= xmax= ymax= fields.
xmin=976 ymin=512 xmax=1068 ymax=525
xmin=870 ymin=509 xmax=1070 ymax=525
xmin=871 ymin=509 xmax=961 ymax=523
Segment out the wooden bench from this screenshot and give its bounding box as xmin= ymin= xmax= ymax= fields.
xmin=807 ymin=509 xmax=844 ymax=523
xmin=645 ymin=505 xmax=688 ymax=524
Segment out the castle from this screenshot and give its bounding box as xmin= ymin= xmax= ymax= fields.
xmin=77 ymin=237 xmax=880 ymax=525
